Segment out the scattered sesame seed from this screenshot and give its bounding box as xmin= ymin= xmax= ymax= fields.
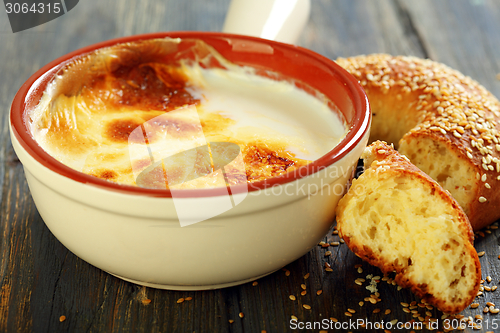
xmin=479 ymin=196 xmax=487 ymax=203
xmin=471 ymin=303 xmax=480 ymax=309
xmin=357 ymin=267 xmax=363 ymax=274
xmin=359 ymin=301 xmax=364 ymax=306
xmin=316 ymin=290 xmax=323 ymax=296
xmin=325 ymin=268 xmax=333 ymax=272
xmin=303 ymin=304 xmax=312 ymax=310
xmin=229 ymin=319 xmax=234 ymax=324
xmin=373 ymin=308 xmax=381 ymax=314
xmin=59 ymin=316 xmax=66 ymax=322
xmin=142 ymin=299 xmax=152 ymax=305
xmin=487 ymin=276 xmax=492 ymax=283
xmin=325 ymin=251 xmax=332 ymax=257
xmin=385 ymin=309 xmax=391 ymax=315
xmin=252 ymin=281 xmax=258 ymax=286
xmin=300 ymin=290 xmax=307 ymax=296
xmin=344 ymin=312 xmax=352 ymax=317
xmin=330 ymin=317 xmax=338 ymax=322
xmin=487 ymin=302 xmax=496 ymax=307
xmin=301 ymin=284 xmax=306 ymax=290
xmin=291 ymin=315 xmax=298 ymax=321
xmin=289 ymin=295 xmax=296 ymax=301
xmin=304 ymin=273 xmax=310 ymax=280
xmin=177 ymin=298 xmax=185 ymax=304
xmin=239 ymin=312 xmax=244 ymax=318
xmin=331 ymin=242 xmax=340 ymax=246
xmin=185 ymin=297 xmax=192 ymax=301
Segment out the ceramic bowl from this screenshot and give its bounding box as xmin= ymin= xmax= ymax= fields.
xmin=9 ymin=32 xmax=370 ymax=290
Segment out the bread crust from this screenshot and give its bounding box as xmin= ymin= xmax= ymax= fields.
xmin=336 ymin=54 xmax=500 ymax=230
xmin=337 ymin=141 xmax=481 ymax=314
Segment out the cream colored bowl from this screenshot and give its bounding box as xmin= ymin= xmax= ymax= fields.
xmin=9 ymin=32 xmax=370 ymax=290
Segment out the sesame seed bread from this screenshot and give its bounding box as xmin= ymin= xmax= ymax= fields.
xmin=336 ymin=54 xmax=500 ymax=231
xmin=336 ymin=141 xmax=481 ymax=314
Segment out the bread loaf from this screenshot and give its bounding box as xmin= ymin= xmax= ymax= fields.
xmin=336 ymin=54 xmax=500 ymax=231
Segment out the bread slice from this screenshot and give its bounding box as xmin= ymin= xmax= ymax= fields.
xmin=336 ymin=141 xmax=481 ymax=314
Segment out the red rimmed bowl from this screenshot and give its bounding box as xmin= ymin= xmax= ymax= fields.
xmin=9 ymin=32 xmax=370 ymax=290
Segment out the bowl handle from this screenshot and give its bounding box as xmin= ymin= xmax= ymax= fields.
xmin=222 ymin=0 xmax=310 ymax=44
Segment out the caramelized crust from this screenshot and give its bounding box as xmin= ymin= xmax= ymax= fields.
xmin=337 ymin=54 xmax=500 ymax=230
xmin=30 ymin=39 xmax=312 ymax=188
xmin=336 ymin=141 xmax=481 ymax=314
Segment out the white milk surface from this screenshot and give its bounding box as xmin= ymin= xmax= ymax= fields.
xmin=186 ymin=65 xmax=347 ymax=161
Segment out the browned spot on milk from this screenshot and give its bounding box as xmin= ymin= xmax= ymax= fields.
xmin=91 ymin=169 xmax=118 ymax=181
xmin=200 ymin=112 xmax=235 ymax=134
xmin=89 ymin=63 xmax=200 ymax=111
xmin=106 ymin=119 xmax=144 ymax=143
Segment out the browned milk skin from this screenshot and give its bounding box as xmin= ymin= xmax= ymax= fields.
xmin=30 ymin=39 xmax=344 ymax=189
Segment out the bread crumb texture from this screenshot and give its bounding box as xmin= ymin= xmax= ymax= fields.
xmin=336 ymin=141 xmax=481 ymax=314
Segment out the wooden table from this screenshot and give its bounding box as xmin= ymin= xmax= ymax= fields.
xmin=1 ymin=1 xmax=500 ymax=332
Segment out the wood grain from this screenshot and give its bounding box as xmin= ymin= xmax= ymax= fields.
xmin=1 ymin=0 xmax=500 ymax=332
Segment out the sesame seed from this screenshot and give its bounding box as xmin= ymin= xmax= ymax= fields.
xmin=142 ymin=299 xmax=152 ymax=305
xmin=304 ymin=273 xmax=310 ymax=279
xmin=479 ymin=197 xmax=487 ymax=203
xmin=239 ymin=312 xmax=244 ymax=318
xmin=357 ymin=267 xmax=363 ymax=274
xmin=344 ymin=312 xmax=352 ymax=317
xmin=325 ymin=251 xmax=332 ymax=256
xmin=289 ymin=295 xmax=296 ymax=301
xmin=487 ymin=276 xmax=492 ymax=283
xmin=348 ymin=308 xmax=356 ymax=313
xmin=185 ymin=297 xmax=192 ymax=301
xmin=291 ymin=315 xmax=297 ymax=320
xmin=471 ymin=303 xmax=480 ymax=309
xmin=486 ymin=183 xmax=491 ymax=189
xmin=316 ymin=290 xmax=323 ymax=296
xmin=330 ymin=317 xmax=338 ymax=322
xmin=373 ymin=308 xmax=381 ymax=314
xmin=482 ymin=174 xmax=487 ymax=182
xmin=252 ymin=281 xmax=258 ymax=286
xmin=229 ymin=319 xmax=234 ymax=323
xmin=300 ymin=290 xmax=307 ymax=296
xmin=59 ymin=316 xmax=66 ymax=322
xmin=478 ymin=251 xmax=486 ymax=257
xmin=487 ymin=302 xmax=496 ymax=307
xmin=491 ymin=308 xmax=500 ymax=314
xmin=177 ymin=298 xmax=184 ymax=304
xmin=359 ymin=301 xmax=364 ymax=306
